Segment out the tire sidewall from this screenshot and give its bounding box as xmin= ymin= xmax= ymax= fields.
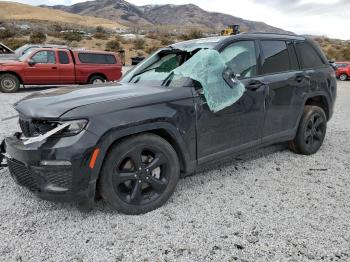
xmin=89 ymin=76 xmax=105 ymax=84
xmin=339 ymin=74 xmax=347 ymax=81
xmin=99 ymin=134 xmax=180 ymax=215
xmin=294 ymin=106 xmax=327 ymax=155
xmin=0 ymin=74 xmax=20 ymax=93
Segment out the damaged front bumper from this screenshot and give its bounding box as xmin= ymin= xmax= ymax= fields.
xmin=0 ymin=131 xmax=99 ymax=203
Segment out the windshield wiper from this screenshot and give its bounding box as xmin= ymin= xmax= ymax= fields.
xmin=161 ymin=72 xmax=175 ymax=87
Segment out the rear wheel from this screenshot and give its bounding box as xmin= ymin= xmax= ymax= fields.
xmin=0 ymin=74 xmax=20 ymax=93
xmin=289 ymin=106 xmax=327 ymax=155
xmin=99 ymin=134 xmax=180 ymax=215
xmin=339 ymin=74 xmax=348 ymax=81
xmin=89 ymin=75 xmax=106 ymax=84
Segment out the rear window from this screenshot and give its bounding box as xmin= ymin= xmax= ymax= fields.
xmin=295 ymin=41 xmax=325 ymax=69
xmin=78 ymin=53 xmax=117 ymax=64
xmin=260 ymin=40 xmax=291 ymax=74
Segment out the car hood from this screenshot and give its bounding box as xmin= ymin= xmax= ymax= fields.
xmin=15 ymin=83 xmax=188 ymax=119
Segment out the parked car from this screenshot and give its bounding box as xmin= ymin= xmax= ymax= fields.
xmin=0 ymin=48 xmax=123 ymax=92
xmin=335 ymin=62 xmax=350 ymax=81
xmin=0 ymin=33 xmax=337 ymax=214
xmin=0 ymin=44 xmax=67 ymax=61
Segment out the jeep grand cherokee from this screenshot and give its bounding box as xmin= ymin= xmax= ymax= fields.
xmin=0 ymin=33 xmax=337 ymax=215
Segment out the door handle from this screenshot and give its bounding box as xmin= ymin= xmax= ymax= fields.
xmin=295 ymin=73 xmax=310 ymax=82
xmin=52 ymin=66 xmax=58 ymax=70
xmin=246 ymin=80 xmax=266 ymax=91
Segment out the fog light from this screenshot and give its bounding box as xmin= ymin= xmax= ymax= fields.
xmin=40 ymin=160 xmax=71 ymax=166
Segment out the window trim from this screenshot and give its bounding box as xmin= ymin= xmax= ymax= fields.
xmin=258 ymin=39 xmax=300 ymax=77
xmin=218 ymin=39 xmax=260 ymax=80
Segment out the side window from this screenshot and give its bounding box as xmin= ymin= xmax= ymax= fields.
xmin=220 ymin=41 xmax=257 ymax=78
xmin=261 ymin=40 xmax=290 ymax=74
xmin=32 ymin=51 xmax=56 ymax=64
xmin=58 ymin=51 xmax=70 ymax=64
xmin=78 ymin=53 xmax=117 ymax=64
xmin=295 ymin=41 xmax=325 ymax=69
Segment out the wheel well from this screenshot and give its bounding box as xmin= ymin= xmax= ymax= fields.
xmin=305 ymin=96 xmax=330 ymax=120
xmin=101 ymin=129 xmax=187 ymax=173
xmin=88 ymin=73 xmax=107 ymax=83
xmin=0 ymin=71 xmax=23 ymax=84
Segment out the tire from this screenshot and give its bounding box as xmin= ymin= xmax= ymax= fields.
xmin=89 ymin=75 xmax=106 ymax=84
xmin=339 ymin=74 xmax=348 ymax=81
xmin=99 ymin=133 xmax=180 ymax=215
xmin=0 ymin=74 xmax=20 ymax=93
xmin=289 ymin=106 xmax=327 ymax=155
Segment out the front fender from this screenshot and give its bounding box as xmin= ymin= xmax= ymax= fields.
xmin=89 ymin=121 xmax=196 ymax=183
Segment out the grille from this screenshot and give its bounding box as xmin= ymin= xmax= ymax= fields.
xmin=7 ymin=159 xmax=39 ymax=192
xmin=34 ymin=166 xmax=73 ymax=189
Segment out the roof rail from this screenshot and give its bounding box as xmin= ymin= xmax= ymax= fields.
xmin=242 ymin=32 xmax=300 ymax=38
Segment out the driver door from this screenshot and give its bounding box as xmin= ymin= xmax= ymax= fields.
xmin=196 ymin=40 xmax=266 ymax=163
xmin=24 ymin=50 xmax=60 ymax=84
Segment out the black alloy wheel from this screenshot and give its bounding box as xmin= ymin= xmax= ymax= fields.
xmin=289 ymin=106 xmax=327 ymax=155
xmin=99 ymin=134 xmax=180 ymax=215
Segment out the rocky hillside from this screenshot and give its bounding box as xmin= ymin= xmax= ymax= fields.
xmin=0 ymin=1 xmax=124 ymax=30
xmin=45 ymin=0 xmax=289 ymax=33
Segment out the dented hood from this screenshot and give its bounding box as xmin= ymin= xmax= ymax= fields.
xmin=15 ymin=83 xmax=176 ymax=119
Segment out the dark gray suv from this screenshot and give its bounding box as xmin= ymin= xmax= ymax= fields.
xmin=1 ymin=33 xmax=337 ymax=214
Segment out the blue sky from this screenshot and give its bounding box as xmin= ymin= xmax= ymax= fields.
xmin=2 ymin=0 xmax=350 ymax=39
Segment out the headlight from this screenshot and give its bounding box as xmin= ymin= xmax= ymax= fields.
xmin=57 ymin=119 xmax=88 ymax=137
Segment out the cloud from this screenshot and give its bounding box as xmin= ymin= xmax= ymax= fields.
xmin=2 ymin=0 xmax=350 ymax=39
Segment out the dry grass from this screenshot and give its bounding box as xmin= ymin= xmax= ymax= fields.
xmin=0 ymin=1 xmax=125 ymax=30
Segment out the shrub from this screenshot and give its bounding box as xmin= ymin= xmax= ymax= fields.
xmin=93 ymin=32 xmax=108 ymax=40
xmin=105 ymin=39 xmax=121 ymax=52
xmin=146 ymin=44 xmax=160 ymax=54
xmin=0 ymin=29 xmax=15 ymax=39
xmin=3 ymin=38 xmax=27 ymax=50
xmin=62 ymin=31 xmax=82 ymax=42
xmin=133 ymin=37 xmax=146 ymax=50
xmin=29 ymin=31 xmax=46 ymax=44
xmin=180 ymin=30 xmax=203 ymax=41
xmin=160 ymin=37 xmax=173 ymax=46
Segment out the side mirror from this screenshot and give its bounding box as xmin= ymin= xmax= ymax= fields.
xmin=28 ymin=59 xmax=36 ymax=66
xmin=222 ymin=66 xmax=238 ymax=88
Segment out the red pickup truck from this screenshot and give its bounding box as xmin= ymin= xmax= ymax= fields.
xmin=335 ymin=62 xmax=350 ymax=81
xmin=0 ymin=48 xmax=123 ymax=92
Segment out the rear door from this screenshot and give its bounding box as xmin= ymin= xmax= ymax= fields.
xmin=259 ymin=40 xmax=308 ymax=142
xmin=24 ymin=50 xmax=60 ymax=84
xmin=58 ymin=50 xmax=75 ymax=84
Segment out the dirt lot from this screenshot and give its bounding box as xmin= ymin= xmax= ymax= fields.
xmin=0 ymin=82 xmax=349 ymax=262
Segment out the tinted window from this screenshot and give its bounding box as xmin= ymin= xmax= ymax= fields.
xmin=58 ymin=51 xmax=70 ymax=64
xmin=31 ymin=51 xmax=56 ymax=64
xmin=78 ymin=53 xmax=116 ymax=64
xmin=287 ymin=42 xmax=299 ymax=70
xmin=220 ymin=41 xmax=257 ymax=78
xmin=261 ymin=41 xmax=290 ymax=74
xmin=296 ymin=41 xmax=325 ymax=68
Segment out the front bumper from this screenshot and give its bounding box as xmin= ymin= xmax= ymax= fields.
xmin=0 ymin=131 xmax=99 ymax=203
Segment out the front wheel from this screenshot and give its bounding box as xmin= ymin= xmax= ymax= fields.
xmin=289 ymin=106 xmax=327 ymax=155
xmin=99 ymin=134 xmax=180 ymax=215
xmin=339 ymin=74 xmax=348 ymax=81
xmin=0 ymin=74 xmax=20 ymax=93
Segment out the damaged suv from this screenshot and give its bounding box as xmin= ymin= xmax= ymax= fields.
xmin=0 ymin=33 xmax=337 ymax=214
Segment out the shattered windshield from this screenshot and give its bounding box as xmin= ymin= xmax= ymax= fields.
xmin=121 ymin=43 xmax=245 ymax=112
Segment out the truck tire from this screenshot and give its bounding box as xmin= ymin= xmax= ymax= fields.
xmin=339 ymin=73 xmax=348 ymax=81
xmin=99 ymin=133 xmax=180 ymax=215
xmin=0 ymin=74 xmax=20 ymax=93
xmin=89 ymin=75 xmax=106 ymax=84
xmin=289 ymin=106 xmax=327 ymax=155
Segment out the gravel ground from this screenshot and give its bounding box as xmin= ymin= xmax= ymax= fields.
xmin=0 ymin=82 xmax=349 ymax=262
